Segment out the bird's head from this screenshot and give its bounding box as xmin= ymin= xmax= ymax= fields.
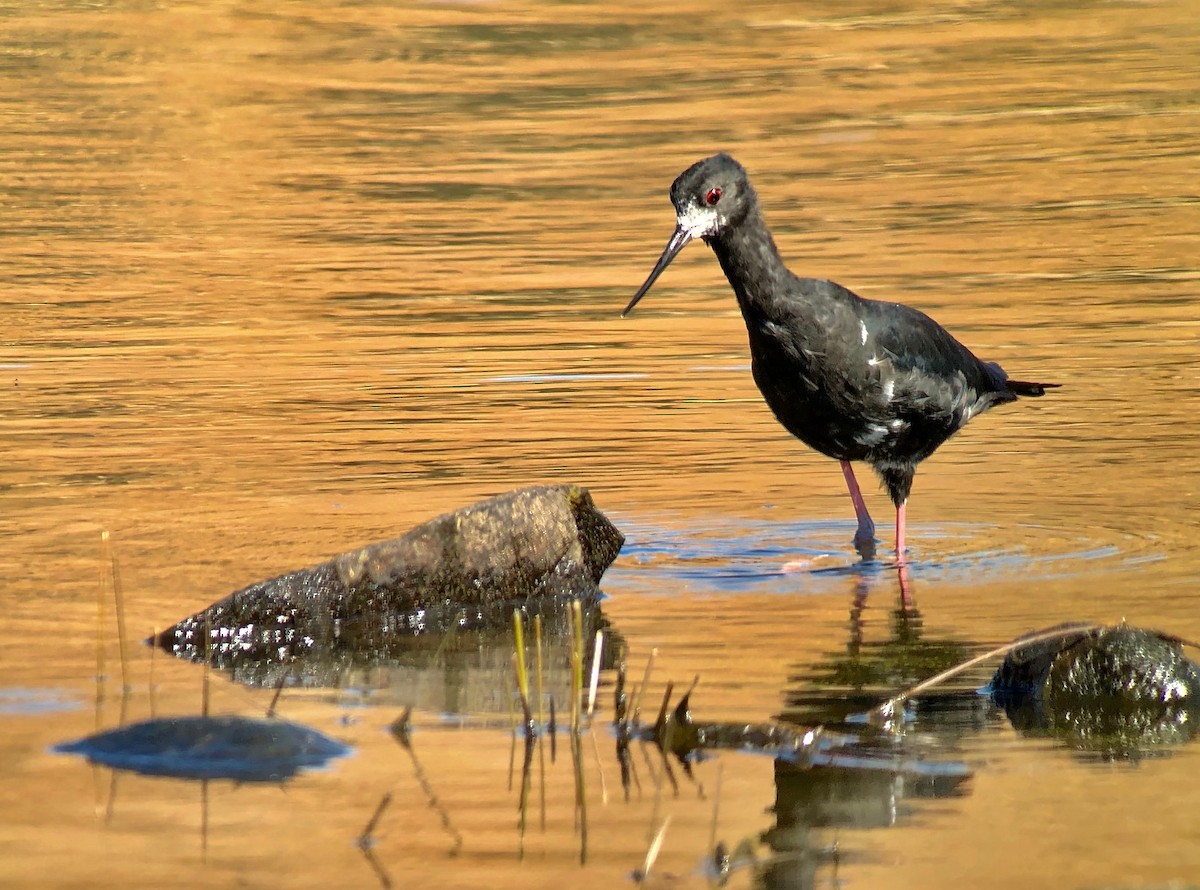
xmin=623 ymin=153 xmax=755 ymax=316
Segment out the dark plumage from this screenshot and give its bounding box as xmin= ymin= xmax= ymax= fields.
xmin=623 ymin=152 xmax=1058 ymax=562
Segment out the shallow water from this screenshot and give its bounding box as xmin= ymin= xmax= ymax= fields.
xmin=3 ymin=0 xmax=1200 ymax=887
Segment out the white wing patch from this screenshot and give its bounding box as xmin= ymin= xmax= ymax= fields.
xmin=858 ymin=320 xmax=869 ymax=345
xmin=856 ymin=422 xmax=890 ymax=446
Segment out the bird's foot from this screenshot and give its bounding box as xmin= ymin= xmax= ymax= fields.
xmin=852 ymin=527 xmax=877 ymax=563
xmin=781 ymin=554 xmax=840 ymax=574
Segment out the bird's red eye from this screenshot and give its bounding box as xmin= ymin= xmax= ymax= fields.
xmin=705 ymin=187 xmax=722 ymax=206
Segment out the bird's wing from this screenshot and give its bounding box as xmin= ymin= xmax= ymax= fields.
xmin=861 ymin=298 xmax=1006 ymax=387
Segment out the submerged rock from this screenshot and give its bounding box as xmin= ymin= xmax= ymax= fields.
xmin=152 ymin=485 xmax=624 ymax=683
xmin=991 ymin=624 xmax=1200 ymax=757
xmin=54 ymin=715 xmax=351 ymax=782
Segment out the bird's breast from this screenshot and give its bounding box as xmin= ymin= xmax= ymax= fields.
xmin=746 ymin=323 xmax=891 ymax=459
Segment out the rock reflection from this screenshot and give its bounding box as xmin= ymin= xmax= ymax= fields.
xmin=763 ymin=752 xmax=972 ymax=890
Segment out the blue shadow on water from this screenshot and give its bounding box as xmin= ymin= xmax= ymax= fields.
xmin=54 ymin=715 xmax=352 ymax=783
xmin=0 ymin=687 xmax=82 ymax=716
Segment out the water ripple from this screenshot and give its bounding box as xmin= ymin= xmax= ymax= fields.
xmin=607 ymin=516 xmax=1164 ymax=595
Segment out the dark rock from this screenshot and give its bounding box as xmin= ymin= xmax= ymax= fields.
xmin=152 ymin=485 xmax=624 ymax=683
xmin=989 ymin=622 xmax=1094 ymax=696
xmin=991 ymin=624 xmax=1200 ymax=757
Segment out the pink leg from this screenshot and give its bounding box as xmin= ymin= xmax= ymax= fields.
xmin=839 ymin=461 xmax=876 ymax=557
xmin=895 ymin=500 xmax=907 ymax=564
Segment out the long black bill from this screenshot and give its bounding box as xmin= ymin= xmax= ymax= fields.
xmin=621 ymin=225 xmax=694 ymax=316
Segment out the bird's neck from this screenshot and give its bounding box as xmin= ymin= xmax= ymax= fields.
xmin=708 ymin=208 xmax=792 ymax=319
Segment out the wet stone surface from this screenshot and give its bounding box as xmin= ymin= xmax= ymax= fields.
xmin=991 ymin=625 xmax=1200 ymax=757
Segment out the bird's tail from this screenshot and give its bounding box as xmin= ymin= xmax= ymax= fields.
xmin=1006 ymin=379 xmax=1061 ymax=397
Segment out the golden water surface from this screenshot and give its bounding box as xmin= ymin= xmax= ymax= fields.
xmin=3 ymin=1 xmax=1199 ymax=888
